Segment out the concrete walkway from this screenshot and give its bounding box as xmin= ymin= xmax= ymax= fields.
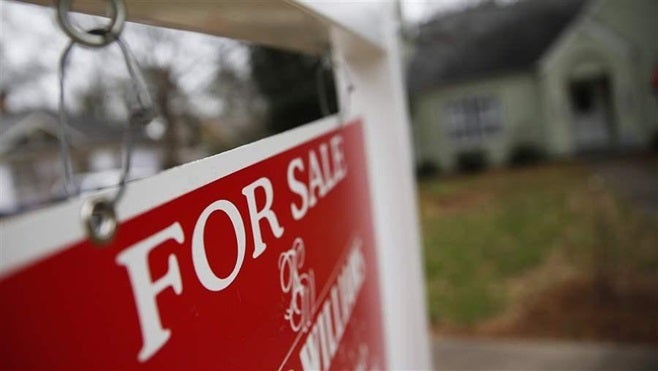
xmin=432 ymin=338 xmax=658 ymax=371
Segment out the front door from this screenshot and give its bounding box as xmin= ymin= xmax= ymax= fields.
xmin=568 ymin=76 xmax=615 ymax=152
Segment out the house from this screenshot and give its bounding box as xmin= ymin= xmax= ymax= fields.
xmin=0 ymin=110 xmax=163 ymax=215
xmin=407 ymin=0 xmax=658 ymax=172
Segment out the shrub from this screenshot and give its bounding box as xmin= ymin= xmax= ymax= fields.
xmin=416 ymin=160 xmax=440 ymax=179
xmin=650 ymin=131 xmax=658 ymax=153
xmin=456 ymin=149 xmax=488 ymax=173
xmin=508 ymin=144 xmax=545 ymax=167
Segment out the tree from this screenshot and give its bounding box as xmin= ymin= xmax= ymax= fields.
xmin=75 ymin=24 xmax=204 ymax=168
xmin=208 ymin=42 xmax=268 ymax=147
xmin=249 ymin=46 xmax=337 ymax=134
xmin=0 ymin=41 xmax=47 ymax=114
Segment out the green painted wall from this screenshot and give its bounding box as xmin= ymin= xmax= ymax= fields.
xmin=412 ymin=72 xmax=541 ymax=171
xmin=411 ymin=0 xmax=657 ymax=171
xmin=540 ymin=0 xmax=658 ymax=156
xmin=411 ymin=0 xmax=658 ymax=171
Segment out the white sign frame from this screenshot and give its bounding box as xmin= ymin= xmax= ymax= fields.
xmin=4 ymin=1 xmax=432 ymax=368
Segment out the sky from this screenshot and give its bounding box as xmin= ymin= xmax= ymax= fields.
xmin=0 ymin=0 xmax=239 ymax=117
xmin=0 ymin=0 xmax=475 ymax=114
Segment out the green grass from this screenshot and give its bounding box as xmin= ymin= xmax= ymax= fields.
xmin=419 ymin=162 xmax=658 ymax=328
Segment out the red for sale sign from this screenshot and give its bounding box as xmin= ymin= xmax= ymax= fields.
xmin=0 ymin=120 xmax=386 ymax=369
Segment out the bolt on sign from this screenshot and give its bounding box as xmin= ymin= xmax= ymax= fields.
xmin=0 ymin=119 xmax=386 ymax=369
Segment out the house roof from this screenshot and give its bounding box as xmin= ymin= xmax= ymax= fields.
xmin=407 ymin=0 xmax=588 ymax=94
xmin=0 ymin=111 xmax=154 ymax=155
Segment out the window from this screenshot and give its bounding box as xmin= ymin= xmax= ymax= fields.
xmin=444 ymin=96 xmax=502 ymax=143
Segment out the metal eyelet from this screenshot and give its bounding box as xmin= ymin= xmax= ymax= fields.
xmin=81 ymin=198 xmax=118 ymax=245
xmin=56 ymin=0 xmax=126 ymax=47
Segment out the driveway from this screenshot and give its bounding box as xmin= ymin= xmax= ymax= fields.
xmin=433 ymin=338 xmax=658 ymax=370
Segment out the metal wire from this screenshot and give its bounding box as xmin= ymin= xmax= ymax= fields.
xmin=58 ymin=36 xmax=152 ymax=205
xmin=316 ymin=51 xmax=355 ymax=125
xmin=58 ymin=41 xmax=79 ymax=197
xmin=56 ymin=0 xmax=154 ymax=244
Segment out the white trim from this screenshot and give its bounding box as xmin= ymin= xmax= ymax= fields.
xmin=331 ymin=3 xmax=432 ymax=367
xmin=582 ymin=18 xmax=635 ymax=58
xmin=4 ymin=2 xmax=431 ymax=367
xmin=17 ymin=0 xmax=384 ymax=55
xmin=0 ymin=115 xmax=341 ymax=279
xmin=539 ymin=0 xmax=602 ymax=71
xmin=289 ymin=0 xmax=384 ymax=51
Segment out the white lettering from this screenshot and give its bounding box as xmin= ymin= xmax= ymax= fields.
xmin=308 ymin=150 xmax=326 ymax=208
xmin=288 ymin=135 xmax=347 ymax=221
xmin=330 ymin=136 xmax=347 ymax=181
xmin=116 ymin=222 xmax=185 ymax=362
xmin=316 ymin=306 xmax=331 ymax=371
xmin=319 ymin=143 xmax=336 ymax=191
xmin=330 ymin=287 xmax=344 ymax=340
xmin=298 ymin=241 xmax=366 ymax=371
xmin=300 ymin=328 xmax=321 ymax=371
xmin=242 ymin=177 xmax=285 ymax=258
xmin=288 ymin=157 xmax=309 ymax=221
xmin=192 ymin=200 xmax=246 ymax=291
xmin=320 ymin=301 xmax=337 ymax=364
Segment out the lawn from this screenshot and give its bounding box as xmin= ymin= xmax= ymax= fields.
xmin=419 ymin=161 xmax=658 ymax=343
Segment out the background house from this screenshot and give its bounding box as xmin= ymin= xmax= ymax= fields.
xmin=0 ymin=109 xmax=165 ymax=215
xmin=407 ymin=0 xmax=658 ymax=172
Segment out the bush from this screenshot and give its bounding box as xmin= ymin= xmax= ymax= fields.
xmin=416 ymin=160 xmax=440 ymax=179
xmin=456 ymin=149 xmax=488 ymax=173
xmin=508 ymin=144 xmax=545 ymax=167
xmin=650 ymin=131 xmax=658 ymax=153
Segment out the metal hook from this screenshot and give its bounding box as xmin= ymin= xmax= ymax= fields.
xmin=58 ymin=29 xmax=154 ymax=245
xmin=56 ymin=0 xmax=126 ymax=47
